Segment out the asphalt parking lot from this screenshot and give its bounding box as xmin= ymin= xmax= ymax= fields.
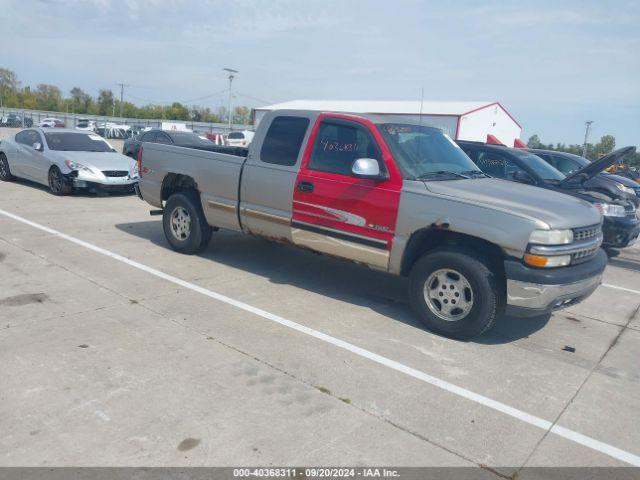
xmin=1 ymin=146 xmax=639 ymax=475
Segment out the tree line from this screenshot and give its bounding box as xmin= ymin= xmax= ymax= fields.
xmin=0 ymin=68 xmax=252 ymax=124
xmin=527 ymin=134 xmax=639 ymax=167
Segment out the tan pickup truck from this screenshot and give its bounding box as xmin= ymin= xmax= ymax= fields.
xmin=135 ymin=110 xmax=606 ymax=339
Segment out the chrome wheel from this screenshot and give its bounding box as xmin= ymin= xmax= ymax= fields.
xmin=424 ymin=268 xmax=474 ymax=321
xmin=170 ymin=206 xmax=192 ymax=241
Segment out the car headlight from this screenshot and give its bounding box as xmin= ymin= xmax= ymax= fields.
xmin=64 ymin=160 xmax=93 ymax=173
xmin=615 ymin=183 xmax=635 ymax=195
xmin=594 ymin=203 xmax=626 ymax=217
xmin=130 ymin=163 xmax=139 ymax=179
xmin=529 ymin=229 xmax=574 ymax=245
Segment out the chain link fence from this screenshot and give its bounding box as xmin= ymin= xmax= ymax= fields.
xmin=0 ymin=107 xmax=253 ymax=138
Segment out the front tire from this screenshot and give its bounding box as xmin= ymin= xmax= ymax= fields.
xmin=163 ymin=192 xmax=212 ymax=254
xmin=409 ymin=247 xmax=500 ymax=339
xmin=48 ymin=166 xmax=73 ymax=195
xmin=0 ymin=153 xmax=16 ymax=181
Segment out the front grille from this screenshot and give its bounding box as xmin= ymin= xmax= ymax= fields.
xmin=573 ymin=224 xmax=599 ymax=241
xmin=571 ymin=224 xmax=602 ymax=264
xmin=102 ymin=170 xmax=129 ymax=177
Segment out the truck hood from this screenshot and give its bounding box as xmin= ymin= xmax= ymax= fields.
xmin=560 ymin=146 xmax=636 ymax=186
xmin=52 ymin=151 xmax=136 ymax=171
xmin=423 ymin=178 xmax=602 ymax=229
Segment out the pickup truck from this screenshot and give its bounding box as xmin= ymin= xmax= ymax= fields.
xmin=136 ymin=110 xmax=607 ymax=339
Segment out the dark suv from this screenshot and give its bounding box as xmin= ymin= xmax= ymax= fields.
xmin=457 ymin=141 xmax=640 ymax=249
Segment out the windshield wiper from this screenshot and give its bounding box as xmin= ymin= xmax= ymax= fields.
xmin=460 ymin=170 xmax=489 ymax=178
xmin=416 ymin=170 xmax=471 ymax=180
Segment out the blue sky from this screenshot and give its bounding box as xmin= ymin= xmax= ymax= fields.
xmin=4 ymin=0 xmax=639 ymax=146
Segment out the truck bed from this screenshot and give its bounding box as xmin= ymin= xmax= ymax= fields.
xmin=138 ymin=142 xmax=247 ymax=231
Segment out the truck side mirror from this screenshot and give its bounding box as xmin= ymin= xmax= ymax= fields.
xmin=351 ymin=158 xmax=388 ymax=181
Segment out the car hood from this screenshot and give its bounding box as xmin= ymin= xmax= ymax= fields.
xmin=424 ymin=178 xmax=602 ymax=229
xmin=53 ymin=151 xmax=136 ymax=171
xmin=603 ymin=173 xmax=640 ymax=188
xmin=560 ymin=146 xmax=636 ymax=186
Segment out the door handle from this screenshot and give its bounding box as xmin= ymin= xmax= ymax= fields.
xmin=297 ymin=181 xmax=314 ymax=193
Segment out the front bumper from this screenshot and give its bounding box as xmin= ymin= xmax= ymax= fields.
xmin=602 ymin=216 xmax=640 ymax=248
xmin=504 ymin=249 xmax=607 ymax=317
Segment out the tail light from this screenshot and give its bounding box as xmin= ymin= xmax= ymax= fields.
xmin=137 ymin=146 xmax=143 ymax=177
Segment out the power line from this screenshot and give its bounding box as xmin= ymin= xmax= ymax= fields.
xmin=235 ymin=92 xmax=274 ymax=105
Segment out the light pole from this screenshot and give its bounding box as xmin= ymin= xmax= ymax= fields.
xmin=582 ymin=121 xmax=593 ymax=158
xmin=223 ymin=68 xmax=238 ymax=132
xmin=116 ymin=82 xmax=128 ymax=119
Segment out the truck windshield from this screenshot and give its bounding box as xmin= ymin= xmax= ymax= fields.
xmin=379 ymin=123 xmax=482 ymax=180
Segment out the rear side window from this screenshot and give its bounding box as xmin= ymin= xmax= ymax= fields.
xmin=475 ymin=150 xmax=527 ymax=180
xmin=260 ymin=116 xmax=309 ymax=166
xmin=140 ymin=131 xmax=156 ymax=142
xmin=308 ymin=120 xmax=381 ymax=176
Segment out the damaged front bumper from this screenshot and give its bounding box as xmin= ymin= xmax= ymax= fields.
xmin=504 ymin=249 xmax=607 ymax=317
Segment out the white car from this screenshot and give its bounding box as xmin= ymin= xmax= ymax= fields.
xmin=39 ymin=117 xmax=65 ymax=128
xmin=0 ymin=128 xmax=138 ymax=195
xmin=75 ymin=118 xmax=97 ymax=131
xmin=226 ymin=130 xmax=254 ymax=147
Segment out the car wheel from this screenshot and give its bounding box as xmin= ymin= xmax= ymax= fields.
xmin=48 ymin=166 xmax=73 ymax=195
xmin=0 ymin=153 xmax=16 ymax=181
xmin=163 ymin=192 xmax=212 ymax=254
xmin=409 ymin=247 xmax=500 ymax=339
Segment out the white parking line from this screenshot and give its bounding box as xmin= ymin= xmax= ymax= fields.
xmin=1 ymin=207 xmax=639 ymax=467
xmin=602 ymin=283 xmax=640 ymax=295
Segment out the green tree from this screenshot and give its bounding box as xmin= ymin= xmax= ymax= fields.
xmin=0 ymin=68 xmax=19 ymax=107
xmin=593 ymin=135 xmax=615 ymax=158
xmin=527 ymin=134 xmax=542 ymax=148
xmin=70 ymin=87 xmax=93 ymax=114
xmin=97 ymin=89 xmax=114 ymax=116
xmin=34 ymin=84 xmax=62 ymax=111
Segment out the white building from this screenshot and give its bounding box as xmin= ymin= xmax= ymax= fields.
xmin=253 ymin=100 xmax=523 ymax=147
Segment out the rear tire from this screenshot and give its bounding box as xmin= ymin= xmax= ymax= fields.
xmin=48 ymin=166 xmax=73 ymax=195
xmin=0 ymin=153 xmax=16 ymax=181
xmin=163 ymin=192 xmax=212 ymax=254
xmin=409 ymin=247 xmax=499 ymax=339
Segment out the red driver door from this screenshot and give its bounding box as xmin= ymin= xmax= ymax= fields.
xmin=291 ymin=114 xmax=403 ymax=270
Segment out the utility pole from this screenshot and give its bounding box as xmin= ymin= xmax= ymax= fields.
xmin=223 ymin=68 xmax=238 ymax=132
xmin=116 ymin=82 xmax=128 ymax=119
xmin=582 ymin=121 xmax=593 ymax=158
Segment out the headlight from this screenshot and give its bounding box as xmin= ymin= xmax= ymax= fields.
xmin=130 ymin=163 xmax=139 ymax=179
xmin=615 ymin=183 xmax=635 ymax=195
xmin=529 ymin=229 xmax=574 ymax=245
xmin=64 ymin=160 xmax=92 ymax=173
xmin=594 ymin=203 xmax=626 ymax=217
xmin=524 ymin=254 xmax=572 ymax=268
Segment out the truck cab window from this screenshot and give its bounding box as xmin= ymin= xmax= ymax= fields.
xmin=260 ymin=116 xmax=309 ymax=166
xmin=309 ymin=121 xmax=380 ymax=176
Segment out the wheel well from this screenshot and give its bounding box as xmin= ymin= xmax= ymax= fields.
xmin=161 ymin=173 xmax=199 ymax=201
xmin=400 ymin=229 xmax=505 ymax=278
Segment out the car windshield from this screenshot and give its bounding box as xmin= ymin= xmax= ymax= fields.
xmin=379 ymin=123 xmax=481 ymax=180
xmin=520 ymin=154 xmax=566 ymax=181
xmin=228 ymin=132 xmax=244 ymax=139
xmin=45 ymin=132 xmax=112 ymax=152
